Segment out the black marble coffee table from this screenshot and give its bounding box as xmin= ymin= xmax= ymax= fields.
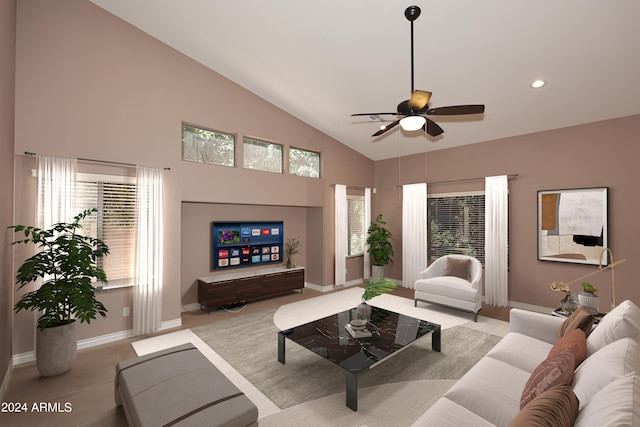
xmin=277 ymin=305 xmax=441 ymax=411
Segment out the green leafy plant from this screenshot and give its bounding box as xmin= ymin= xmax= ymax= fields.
xmin=11 ymin=209 xmax=109 ymax=330
xmin=581 ymin=282 xmax=598 ymax=293
xmin=362 ymin=277 xmax=398 ymax=301
xmin=365 ymin=214 xmax=394 ymax=266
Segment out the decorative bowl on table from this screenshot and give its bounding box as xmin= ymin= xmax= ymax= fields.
xmin=350 ymin=319 xmax=367 ymax=331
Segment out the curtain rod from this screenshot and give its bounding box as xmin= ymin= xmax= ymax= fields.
xmin=24 ymin=151 xmax=171 ymax=171
xmin=330 ymin=184 xmax=370 ymax=191
xmin=397 ymin=173 xmax=519 ymax=187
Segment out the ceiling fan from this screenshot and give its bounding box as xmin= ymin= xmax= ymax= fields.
xmin=351 ymin=5 xmax=485 ymax=138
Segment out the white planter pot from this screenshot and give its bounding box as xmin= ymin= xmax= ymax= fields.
xmin=36 ymin=320 xmax=77 ymax=377
xmin=372 ymin=265 xmax=385 ymax=279
xmin=578 ymin=292 xmax=599 ymax=314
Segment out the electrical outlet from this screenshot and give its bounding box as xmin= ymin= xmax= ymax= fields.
xmin=123 ymin=307 xmax=130 ymax=317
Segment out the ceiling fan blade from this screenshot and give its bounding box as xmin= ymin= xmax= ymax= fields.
xmin=372 ymin=120 xmax=400 ymax=137
xmin=425 ymin=118 xmax=444 ymax=137
xmin=408 ymin=90 xmax=432 ymax=110
xmin=426 ymin=105 xmax=485 ymax=115
xmin=351 ymin=112 xmax=398 ymax=117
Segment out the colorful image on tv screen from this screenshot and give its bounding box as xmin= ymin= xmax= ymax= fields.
xmin=218 ymin=229 xmax=240 ymax=245
xmin=212 ymin=221 xmax=284 ymax=270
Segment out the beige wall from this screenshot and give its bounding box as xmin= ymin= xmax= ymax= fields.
xmin=12 ymin=0 xmax=373 ymax=355
xmin=9 ymin=0 xmax=640 ymax=362
xmin=375 ymin=115 xmax=640 ymax=310
xmin=1 ymin=0 xmax=16 ymax=397
xmin=181 ymin=203 xmax=311 ymax=306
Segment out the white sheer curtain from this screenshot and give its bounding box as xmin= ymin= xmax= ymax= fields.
xmin=334 ymin=184 xmax=347 ymax=287
xmin=485 ymin=175 xmax=509 ymax=306
xmin=133 ymin=166 xmax=164 ymax=335
xmin=36 ymin=154 xmax=77 ymax=230
xmin=402 ymin=183 xmax=428 ymax=289
xmin=363 ymin=187 xmax=372 ymax=280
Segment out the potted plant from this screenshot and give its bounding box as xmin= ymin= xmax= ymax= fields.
xmin=11 ymin=209 xmax=109 ymax=376
xmin=285 ymin=236 xmax=301 ymax=268
xmin=365 ymin=214 xmax=394 ymax=278
xmin=356 ymin=277 xmax=398 ymax=321
xmin=578 ymin=281 xmax=599 ymax=314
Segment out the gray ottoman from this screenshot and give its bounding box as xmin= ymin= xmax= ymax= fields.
xmin=115 ymin=343 xmax=258 ymax=427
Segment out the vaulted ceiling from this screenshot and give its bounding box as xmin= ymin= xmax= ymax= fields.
xmin=90 ymin=1 xmax=640 ymax=161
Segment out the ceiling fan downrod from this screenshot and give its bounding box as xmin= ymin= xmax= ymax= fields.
xmin=405 ymin=5 xmax=421 ymax=95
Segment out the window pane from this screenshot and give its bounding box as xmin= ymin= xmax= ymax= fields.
xmin=77 ymin=179 xmax=136 ymax=286
xmin=182 ymin=124 xmax=235 ymax=167
xmin=243 ymin=138 xmax=283 ymax=173
xmin=428 ymin=194 xmax=485 ymax=265
xmin=289 ymin=147 xmax=320 ymax=178
xmin=347 ymin=196 xmax=365 ymax=256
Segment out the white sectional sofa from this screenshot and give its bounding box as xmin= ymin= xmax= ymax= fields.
xmin=412 ymin=300 xmax=640 ymax=427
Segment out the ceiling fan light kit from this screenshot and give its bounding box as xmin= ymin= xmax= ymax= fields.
xmin=400 ymin=115 xmax=426 ymax=131
xmin=351 ymin=5 xmax=485 ymax=139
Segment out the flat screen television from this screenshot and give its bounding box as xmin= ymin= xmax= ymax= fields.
xmin=212 ymin=221 xmax=284 ymax=270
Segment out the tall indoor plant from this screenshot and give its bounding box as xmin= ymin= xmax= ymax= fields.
xmin=365 ymin=214 xmax=394 ymax=278
xmin=12 ymin=209 xmax=109 ymax=376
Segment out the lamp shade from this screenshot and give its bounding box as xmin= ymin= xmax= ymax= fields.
xmin=400 ymin=115 xmax=426 ymax=131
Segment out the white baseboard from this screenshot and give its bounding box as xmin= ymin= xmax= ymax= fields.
xmin=12 ymin=317 xmax=183 ymax=366
xmin=331 ymin=280 xmax=360 ymax=292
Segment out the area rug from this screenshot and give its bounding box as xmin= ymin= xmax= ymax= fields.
xmin=132 ymin=291 xmax=508 ymax=425
xmin=191 ymin=307 xmax=503 ymax=410
xmin=273 ymin=286 xmax=473 ymax=331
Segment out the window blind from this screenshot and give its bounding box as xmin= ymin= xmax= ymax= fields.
xmin=347 ymin=196 xmax=365 ymax=256
xmin=77 ymin=178 xmax=136 ymax=286
xmin=428 ymin=193 xmax=485 ymax=264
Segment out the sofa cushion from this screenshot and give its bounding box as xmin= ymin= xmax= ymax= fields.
xmin=574 ymin=373 xmax=640 ymax=427
xmin=572 ymin=337 xmax=640 ymax=409
xmin=444 ymin=257 xmax=470 ymax=280
xmin=548 ymin=328 xmax=586 ymax=367
xmin=557 ymin=307 xmax=595 ymax=338
xmin=414 ymin=277 xmax=478 ymax=302
xmin=444 ymin=357 xmax=530 ymax=426
xmin=486 ymin=332 xmax=553 ymax=373
xmin=586 ymin=299 xmax=640 ymax=356
xmin=410 ymin=397 xmax=496 ymax=427
xmin=520 ymin=349 xmax=575 ymax=409
xmin=509 ymin=385 xmax=578 ymax=427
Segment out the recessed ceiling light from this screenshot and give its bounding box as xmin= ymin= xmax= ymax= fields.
xmin=531 ymin=79 xmax=546 ymax=89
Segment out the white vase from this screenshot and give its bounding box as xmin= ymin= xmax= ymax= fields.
xmin=578 ymin=292 xmax=599 ymax=314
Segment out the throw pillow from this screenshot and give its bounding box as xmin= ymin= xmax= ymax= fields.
xmin=557 ymin=306 xmax=595 ymax=338
xmin=585 ymin=299 xmax=640 ymax=356
xmin=509 ymin=385 xmax=579 ymax=427
xmin=520 ymin=349 xmax=575 ymax=409
xmin=572 ymin=337 xmax=640 ymax=409
xmin=444 ymin=257 xmax=470 ymax=280
xmin=549 ymin=328 xmax=587 ymax=367
xmin=573 ymin=373 xmax=639 ymax=426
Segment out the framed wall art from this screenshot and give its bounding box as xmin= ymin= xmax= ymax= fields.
xmin=537 ymin=187 xmax=608 ymax=265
